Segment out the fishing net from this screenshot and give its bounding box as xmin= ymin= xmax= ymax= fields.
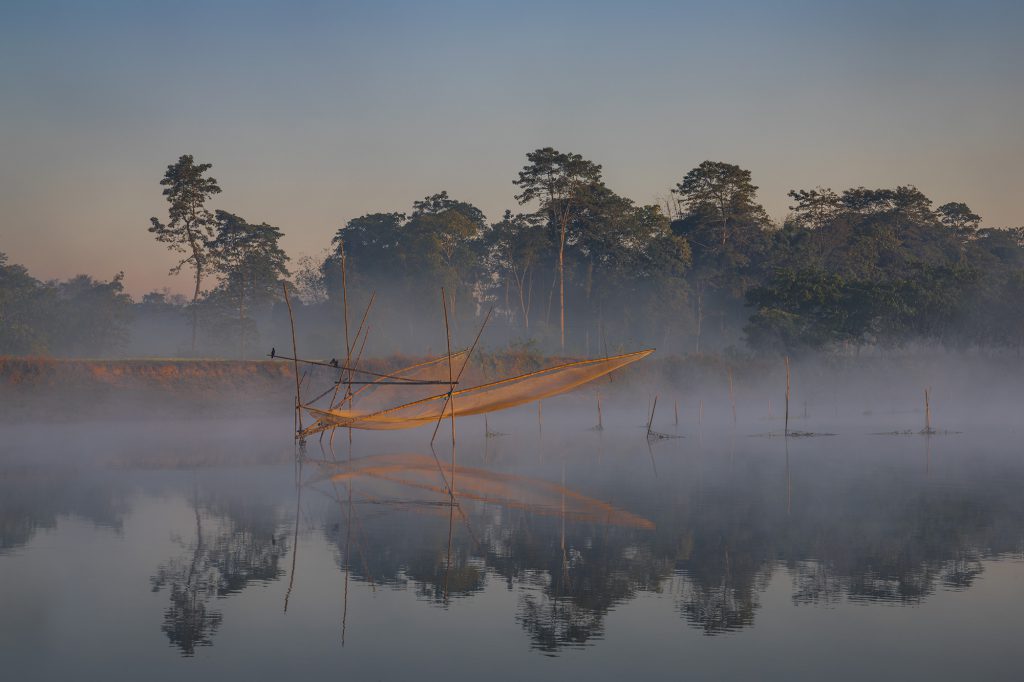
xmin=303 ymin=349 xmax=652 ymax=433
xmin=312 ymin=453 xmax=654 ymax=529
xmin=341 ymin=350 xmax=469 ymax=412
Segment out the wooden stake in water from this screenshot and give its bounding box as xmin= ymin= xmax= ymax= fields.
xmin=282 ymin=282 xmax=303 ymax=436
xmin=699 ymin=399 xmax=704 ymax=426
xmin=597 ymin=391 xmax=604 ymax=430
xmin=924 ymin=387 xmax=932 ymax=433
xmin=538 ymin=401 xmax=543 ymax=434
xmin=647 ymin=394 xmax=659 ymax=438
xmin=674 ymin=399 xmax=679 ymax=426
xmin=784 ymin=356 xmax=791 ymax=436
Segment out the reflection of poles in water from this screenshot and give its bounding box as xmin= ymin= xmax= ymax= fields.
xmin=444 ymin=493 xmax=454 ymax=604
xmin=341 ymin=482 xmax=352 ymax=643
xmin=646 ymin=438 xmax=659 ymax=478
xmin=284 ymin=460 xmax=303 ymax=613
xmin=784 ymin=356 xmax=791 ymax=437
xmin=698 ymin=399 xmax=704 ymax=448
xmin=728 ymin=368 xmax=737 ymax=425
xmin=785 ymin=439 xmax=791 ymax=517
xmin=925 ymin=432 xmax=931 ymax=476
xmin=560 ymin=460 xmax=568 ymax=583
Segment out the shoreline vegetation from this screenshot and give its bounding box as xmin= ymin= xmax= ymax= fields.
xmin=3 ymin=150 xmax=1024 ymax=362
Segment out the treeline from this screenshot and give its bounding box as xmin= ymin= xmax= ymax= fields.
xmin=2 ymin=150 xmax=1022 ymax=358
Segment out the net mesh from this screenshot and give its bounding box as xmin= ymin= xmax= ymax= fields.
xmin=303 ymin=349 xmax=652 ymax=433
xmin=340 ymin=350 xmax=469 ymax=411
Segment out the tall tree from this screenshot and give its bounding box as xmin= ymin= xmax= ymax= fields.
xmin=937 ymin=202 xmax=982 ymax=235
xmin=787 ymin=187 xmax=842 ymax=230
xmin=671 ymin=161 xmax=770 ymax=351
xmin=673 ymin=161 xmax=768 ymax=248
xmin=148 ymin=155 xmax=222 ymax=353
xmin=514 ymin=148 xmax=603 ymax=350
xmin=207 ymin=211 xmax=289 ymax=358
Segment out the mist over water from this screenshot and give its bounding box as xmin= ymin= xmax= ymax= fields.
xmin=2 ymin=387 xmax=1023 ymax=680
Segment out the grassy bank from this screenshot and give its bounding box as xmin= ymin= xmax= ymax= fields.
xmin=0 ymin=350 xmax=756 ymax=422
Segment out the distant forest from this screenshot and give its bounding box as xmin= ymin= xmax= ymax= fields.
xmin=2 ymin=150 xmax=1023 ymax=358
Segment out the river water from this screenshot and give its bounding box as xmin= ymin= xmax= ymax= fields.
xmin=2 ymin=406 xmax=1023 ymax=680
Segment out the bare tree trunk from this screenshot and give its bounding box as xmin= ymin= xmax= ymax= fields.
xmin=559 ymin=219 xmax=566 ymax=351
xmin=514 ymin=267 xmax=531 ymax=329
xmin=546 ymin=268 xmax=557 ymax=328
xmin=238 ymin=276 xmax=245 ymax=359
xmin=191 ymin=262 xmax=202 ymax=354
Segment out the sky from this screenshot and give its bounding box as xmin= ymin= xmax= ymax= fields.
xmin=2 ymin=0 xmax=1023 ymax=297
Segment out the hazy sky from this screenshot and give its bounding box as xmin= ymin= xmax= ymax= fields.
xmin=2 ymin=0 xmax=1022 ymax=296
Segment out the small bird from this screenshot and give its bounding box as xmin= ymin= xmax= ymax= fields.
xmin=270 ymin=347 xmax=276 ymax=358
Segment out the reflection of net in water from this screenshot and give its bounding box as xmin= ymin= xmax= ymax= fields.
xmin=314 ymin=453 xmax=654 ymax=530
xmin=304 ymin=349 xmax=653 ymax=432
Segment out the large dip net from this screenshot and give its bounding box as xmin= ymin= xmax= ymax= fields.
xmin=302 ymin=349 xmax=653 ymax=434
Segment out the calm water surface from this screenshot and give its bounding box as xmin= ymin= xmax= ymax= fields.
xmin=2 ymin=408 xmax=1023 ymax=680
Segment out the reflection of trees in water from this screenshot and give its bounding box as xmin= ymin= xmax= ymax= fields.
xmin=150 ymin=495 xmax=287 ymax=656
xmin=491 ymin=513 xmax=670 ymax=651
xmin=321 ymin=500 xmax=486 ymax=601
xmin=791 ymin=552 xmax=984 ymax=607
xmin=312 ymin=450 xmax=1024 ymax=651
xmin=677 ymin=576 xmax=761 ymax=634
xmin=517 ymin=592 xmax=605 ymax=655
xmin=320 ymin=493 xmax=668 ymax=651
xmin=0 ymin=470 xmax=129 ymax=554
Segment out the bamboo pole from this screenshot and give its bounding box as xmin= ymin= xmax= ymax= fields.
xmin=699 ymin=399 xmax=704 ymax=426
xmin=674 ymin=399 xmax=679 ymax=426
xmin=924 ymin=387 xmax=932 ymax=433
xmin=442 ymin=289 xmax=456 ymax=495
xmin=597 ymin=391 xmax=604 ymax=430
xmin=647 ymin=394 xmax=658 ymax=438
xmin=282 ymin=282 xmax=303 ymax=436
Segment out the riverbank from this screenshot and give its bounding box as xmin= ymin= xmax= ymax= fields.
xmin=3 ymin=350 xmax=1021 ymax=424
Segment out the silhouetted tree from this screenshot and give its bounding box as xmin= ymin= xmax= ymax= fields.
xmin=515 ymin=148 xmax=604 ymax=350
xmin=148 ymin=155 xmax=222 ymax=352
